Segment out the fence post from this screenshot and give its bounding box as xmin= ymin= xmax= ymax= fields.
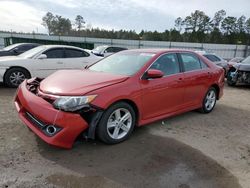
xmin=233 ymin=45 xmax=238 ymax=58
xmin=244 ymin=44 xmax=249 ymax=57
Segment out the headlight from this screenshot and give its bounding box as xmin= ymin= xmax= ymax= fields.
xmin=53 ymin=95 xmax=97 ymax=112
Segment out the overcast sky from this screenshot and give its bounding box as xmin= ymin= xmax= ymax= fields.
xmin=0 ymin=0 xmax=250 ymax=34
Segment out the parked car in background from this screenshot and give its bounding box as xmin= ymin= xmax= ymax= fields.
xmin=227 ymin=56 xmax=250 ymax=86
xmin=91 ymin=45 xmax=128 ymax=57
xmin=196 ymin=51 xmax=228 ymax=75
xmin=227 ymin=57 xmax=245 ymax=70
xmin=0 ymin=45 xmax=101 ymax=87
xmin=14 ymin=49 xmax=224 ymax=148
xmin=0 ymin=43 xmax=40 ymax=57
xmin=229 ymin=57 xmax=244 ymax=64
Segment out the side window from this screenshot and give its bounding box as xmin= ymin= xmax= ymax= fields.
xmin=200 ymin=60 xmax=208 ymax=69
xmin=204 ymin=54 xmax=220 ymax=62
xmin=105 ymin=47 xmax=114 ymax=53
xmin=150 ymin=53 xmax=180 ymax=76
xmin=65 ymin=49 xmax=89 ymax=58
xmin=43 ymin=48 xmax=64 ymax=59
xmin=180 ymin=53 xmax=202 ymax=72
xmin=14 ymin=45 xmax=31 ymax=53
xmin=113 ymin=47 xmax=125 ymax=53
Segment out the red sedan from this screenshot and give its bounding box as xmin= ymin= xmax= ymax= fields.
xmin=14 ymin=49 xmax=224 ymax=149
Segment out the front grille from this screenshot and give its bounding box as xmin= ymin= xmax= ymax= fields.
xmin=26 ymin=77 xmax=43 ymax=94
xmin=25 ymin=112 xmax=47 ymax=129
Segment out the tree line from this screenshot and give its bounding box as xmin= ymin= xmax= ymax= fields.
xmin=41 ymin=10 xmax=250 ymax=45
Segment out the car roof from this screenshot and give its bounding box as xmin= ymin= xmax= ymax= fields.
xmin=97 ymin=45 xmax=127 ymax=48
xmin=41 ymin=45 xmax=83 ymax=50
xmin=14 ymin=43 xmax=40 ymax=46
xmin=123 ymin=48 xmax=198 ymax=54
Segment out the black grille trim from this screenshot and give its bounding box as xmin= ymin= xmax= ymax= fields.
xmin=25 ymin=112 xmax=47 ymax=129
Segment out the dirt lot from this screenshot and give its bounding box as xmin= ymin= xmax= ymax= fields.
xmin=0 ymin=84 xmax=250 ymax=188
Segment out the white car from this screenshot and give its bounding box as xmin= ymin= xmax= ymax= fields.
xmin=0 ymin=45 xmax=102 ymax=87
xmin=91 ymin=45 xmax=128 ymax=57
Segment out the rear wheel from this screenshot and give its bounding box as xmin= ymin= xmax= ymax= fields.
xmin=97 ymin=102 xmax=136 ymax=144
xmin=4 ymin=68 xmax=30 ymax=88
xmin=199 ymin=87 xmax=217 ymax=113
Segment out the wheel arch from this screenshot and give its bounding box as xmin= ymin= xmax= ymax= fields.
xmin=4 ymin=66 xmax=31 ymax=82
xmin=106 ymin=99 xmax=140 ymax=126
xmin=210 ymin=84 xmax=220 ymax=100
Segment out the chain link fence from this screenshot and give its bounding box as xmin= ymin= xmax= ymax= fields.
xmin=0 ymin=32 xmax=249 ymax=59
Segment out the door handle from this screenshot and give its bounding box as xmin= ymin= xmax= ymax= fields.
xmin=207 ymin=72 xmax=212 ymax=78
xmin=57 ymin=62 xmax=63 ymax=64
xmin=176 ymin=78 xmax=183 ymax=83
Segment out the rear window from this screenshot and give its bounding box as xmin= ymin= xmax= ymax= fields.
xmin=180 ymin=53 xmax=207 ymax=71
xmin=65 ymin=49 xmax=89 ymax=58
xmin=203 ymin=54 xmax=221 ymax=62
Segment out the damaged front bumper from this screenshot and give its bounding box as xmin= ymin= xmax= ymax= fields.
xmin=14 ymin=78 xmax=103 ymax=149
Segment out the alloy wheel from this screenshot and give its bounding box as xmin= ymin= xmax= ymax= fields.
xmin=106 ymin=108 xmax=132 ymax=140
xmin=205 ymin=90 xmax=216 ymax=111
xmin=9 ymin=71 xmax=26 ymax=86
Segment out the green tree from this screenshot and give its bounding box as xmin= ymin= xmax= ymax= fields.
xmin=42 ymin=12 xmax=55 ymax=35
xmin=246 ymin=18 xmax=250 ymax=34
xmin=184 ymin=10 xmax=211 ymax=33
xmin=237 ymin=15 xmax=246 ymax=33
xmin=175 ymin=17 xmax=183 ymax=32
xmin=212 ymin=10 xmax=226 ymax=30
xmin=54 ymin=16 xmax=72 ymax=35
xmin=75 ymin=15 xmax=85 ymax=31
xmin=42 ymin=12 xmax=72 ymax=35
xmin=221 ymin=16 xmax=237 ymax=34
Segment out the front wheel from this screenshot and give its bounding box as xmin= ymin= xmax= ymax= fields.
xmin=4 ymin=68 xmax=30 ymax=87
xmin=97 ymin=102 xmax=136 ymax=144
xmin=199 ymin=87 xmax=217 ymax=113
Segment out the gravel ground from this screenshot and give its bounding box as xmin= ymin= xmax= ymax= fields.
xmin=0 ymin=84 xmax=249 ymax=188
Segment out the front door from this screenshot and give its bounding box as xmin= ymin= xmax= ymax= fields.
xmin=140 ymin=53 xmax=185 ymax=120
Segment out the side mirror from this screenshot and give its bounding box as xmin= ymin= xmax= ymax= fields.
xmin=144 ymin=69 xmax=164 ymax=79
xmin=37 ymin=54 xmax=47 ymax=59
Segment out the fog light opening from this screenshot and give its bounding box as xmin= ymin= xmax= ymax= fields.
xmin=46 ymin=125 xmax=57 ymax=135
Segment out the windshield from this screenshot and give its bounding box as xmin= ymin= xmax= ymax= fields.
xmin=18 ymin=46 xmax=46 ymax=58
xmin=89 ymin=51 xmax=155 ymax=76
xmin=3 ymin=43 xmax=20 ymax=51
xmin=92 ymin=46 xmax=107 ymax=53
xmin=242 ymin=56 xmax=250 ymax=64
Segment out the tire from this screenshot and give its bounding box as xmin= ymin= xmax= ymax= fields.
xmin=199 ymin=87 xmax=217 ymax=114
xmin=97 ymin=102 xmax=136 ymax=144
xmin=227 ymin=69 xmax=237 ymax=86
xmin=4 ymin=68 xmax=30 ymax=88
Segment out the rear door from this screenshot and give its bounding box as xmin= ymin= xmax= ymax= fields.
xmin=140 ymin=53 xmax=185 ymax=120
xmin=178 ymin=52 xmax=210 ymax=107
xmin=64 ymin=48 xmax=97 ymax=69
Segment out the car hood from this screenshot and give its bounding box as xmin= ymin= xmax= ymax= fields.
xmin=214 ymin=61 xmax=226 ymax=65
xmin=0 ymin=56 xmax=25 ymax=62
xmin=39 ymin=70 xmax=129 ymax=96
xmin=233 ymin=63 xmax=250 ymax=71
xmin=0 ymin=50 xmax=11 ymax=56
